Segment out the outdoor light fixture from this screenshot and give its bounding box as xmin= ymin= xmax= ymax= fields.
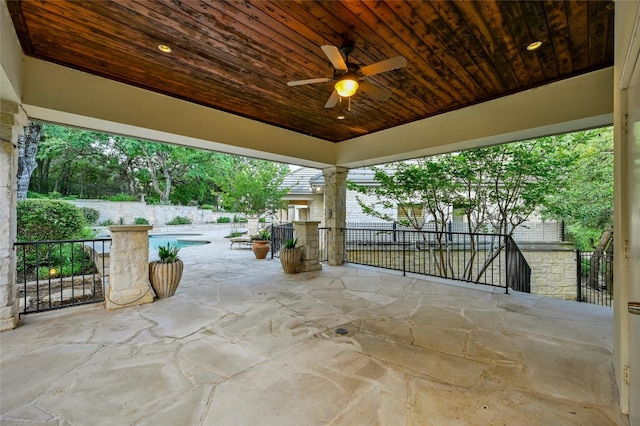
xmin=526 ymin=41 xmax=542 ymax=51
xmin=335 ymin=73 xmax=359 ymax=97
xmin=158 ymin=44 xmax=172 ymax=53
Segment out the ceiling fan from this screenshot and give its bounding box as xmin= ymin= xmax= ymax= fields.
xmin=287 ymin=44 xmax=407 ymax=108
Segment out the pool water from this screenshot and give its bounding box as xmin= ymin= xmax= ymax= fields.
xmin=149 ymin=234 xmax=210 ymax=251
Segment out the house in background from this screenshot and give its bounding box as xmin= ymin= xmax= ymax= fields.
xmin=280 ymin=167 xmax=395 ymax=225
xmin=280 ymin=167 xmax=562 ymax=242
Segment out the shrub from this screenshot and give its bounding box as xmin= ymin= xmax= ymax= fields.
xmin=47 ymin=191 xmax=62 ymax=199
xmin=166 ymin=216 xmax=192 ymax=225
xmin=80 ymin=207 xmax=100 ymax=225
xmin=134 ymin=217 xmax=149 ymax=225
xmin=105 ymin=193 xmax=139 ymax=202
xmin=17 ymin=200 xmax=87 ymax=241
xmin=27 ymin=191 xmax=47 ymax=199
xmin=100 ymin=219 xmax=115 ymax=226
xmin=233 ymin=215 xmax=247 ymax=223
xmin=259 ymin=217 xmax=266 ymax=223
xmin=217 ymin=216 xmax=231 ymax=223
xmin=200 ymin=204 xmax=215 ymax=210
xmin=26 ymin=243 xmax=93 ymax=279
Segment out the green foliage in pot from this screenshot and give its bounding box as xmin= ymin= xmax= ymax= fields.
xmin=157 ymin=243 xmax=181 ymax=263
xmin=253 ymin=229 xmax=271 ymax=241
xmin=283 ymin=238 xmax=298 ymax=249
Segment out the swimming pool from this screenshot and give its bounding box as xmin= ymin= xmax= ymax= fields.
xmin=148 ymin=234 xmax=210 ymax=251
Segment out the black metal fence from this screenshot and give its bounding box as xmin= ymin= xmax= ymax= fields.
xmin=577 ymin=250 xmax=613 ymax=307
xmin=15 ymin=239 xmax=110 ymax=315
xmin=339 ymin=227 xmax=530 ymax=293
xmin=346 ymin=220 xmax=564 ymax=243
xmin=319 ymin=227 xmax=328 ymax=262
xmin=270 ymin=223 xmax=294 ymax=259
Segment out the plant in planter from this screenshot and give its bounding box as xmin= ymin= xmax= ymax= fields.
xmin=149 ymin=242 xmax=184 ymax=298
xmin=251 ymin=228 xmax=271 ymax=259
xmin=279 ymin=237 xmax=302 ymax=274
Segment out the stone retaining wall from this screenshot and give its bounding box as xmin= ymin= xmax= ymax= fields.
xmin=520 ymin=242 xmax=577 ymax=300
xmin=68 ymin=200 xmax=243 ymax=226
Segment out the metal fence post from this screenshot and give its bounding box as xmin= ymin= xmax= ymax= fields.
xmin=270 ymin=224 xmax=274 ymax=259
xmin=402 ymin=230 xmax=406 ymax=276
xmin=576 ymin=250 xmax=582 ymax=302
xmin=504 ymin=236 xmax=510 ymax=294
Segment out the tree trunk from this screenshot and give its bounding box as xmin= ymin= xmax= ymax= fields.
xmin=146 ymin=152 xmax=171 ymax=204
xmin=17 ymin=123 xmax=42 ymax=200
xmin=588 ymin=229 xmax=613 ymax=290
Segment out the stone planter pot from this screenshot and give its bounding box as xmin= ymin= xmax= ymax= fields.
xmin=252 ymin=240 xmax=270 ymax=259
xmin=149 ymin=260 xmax=184 ymax=298
xmin=279 ymin=247 xmax=302 ymax=273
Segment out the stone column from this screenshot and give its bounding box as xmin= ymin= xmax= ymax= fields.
xmin=0 ymin=101 xmax=27 ymax=330
xmin=106 ymin=225 xmax=154 ymax=310
xmin=247 ymin=216 xmax=260 ymax=236
xmin=293 ymin=221 xmax=322 ymax=272
xmin=322 ymin=167 xmax=348 ymax=266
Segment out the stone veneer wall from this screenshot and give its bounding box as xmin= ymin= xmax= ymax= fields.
xmin=68 ymin=200 xmax=241 ymax=226
xmin=323 ymin=167 xmax=348 ymax=265
xmin=519 ymin=242 xmax=578 ymax=300
xmin=0 ymin=101 xmax=27 ymax=330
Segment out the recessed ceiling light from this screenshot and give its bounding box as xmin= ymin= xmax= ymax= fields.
xmin=337 ymin=115 xmax=345 ymax=120
xmin=526 ymin=41 xmax=542 ymax=51
xmin=158 ymin=44 xmax=172 ymax=53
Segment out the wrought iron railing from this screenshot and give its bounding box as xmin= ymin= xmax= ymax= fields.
xmin=346 ymin=220 xmax=564 ymax=242
xmin=270 ymin=223 xmax=294 ymax=259
xmin=319 ymin=227 xmax=328 ymax=262
xmin=577 ymin=250 xmax=613 ymax=307
xmin=15 ymin=238 xmax=110 ymax=315
xmin=339 ymin=227 xmax=531 ymax=293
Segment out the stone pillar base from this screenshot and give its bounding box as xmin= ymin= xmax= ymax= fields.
xmin=106 ymin=225 xmax=154 ymax=310
xmin=294 ymin=221 xmax=322 ymax=272
xmin=0 ymin=315 xmax=19 ymax=331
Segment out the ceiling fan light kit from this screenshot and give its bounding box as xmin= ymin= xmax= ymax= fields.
xmin=288 ymin=43 xmax=407 ymax=108
xmin=335 ymin=75 xmax=359 ymax=97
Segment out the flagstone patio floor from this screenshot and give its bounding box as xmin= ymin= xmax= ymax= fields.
xmin=0 ymin=228 xmax=629 ymax=425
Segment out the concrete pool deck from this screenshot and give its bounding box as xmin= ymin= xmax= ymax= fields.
xmin=0 ymin=228 xmax=629 ymax=425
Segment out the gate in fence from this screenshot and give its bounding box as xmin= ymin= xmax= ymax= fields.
xmin=15 ymin=238 xmax=110 ymax=315
xmin=576 ymin=250 xmax=613 ymax=307
xmin=270 ymin=223 xmax=294 ymax=259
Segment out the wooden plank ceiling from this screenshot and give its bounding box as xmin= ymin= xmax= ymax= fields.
xmin=7 ymin=1 xmax=614 ymax=142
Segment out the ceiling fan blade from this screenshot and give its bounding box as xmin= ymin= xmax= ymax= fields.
xmin=287 ymin=77 xmax=331 ymax=87
xmin=321 ymin=45 xmax=348 ymax=71
xmin=324 ymin=90 xmax=340 ymax=108
xmin=358 ymin=81 xmax=391 ymax=101
xmin=360 ymin=56 xmax=407 ymax=76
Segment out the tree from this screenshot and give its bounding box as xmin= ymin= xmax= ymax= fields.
xmin=349 ymin=136 xmax=570 ymax=281
xmin=540 ymin=127 xmax=614 ymax=290
xmin=218 ymin=158 xmax=289 ymax=217
xmin=17 ymin=122 xmax=42 ymax=200
xmin=31 ymin=124 xmax=123 ymax=197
